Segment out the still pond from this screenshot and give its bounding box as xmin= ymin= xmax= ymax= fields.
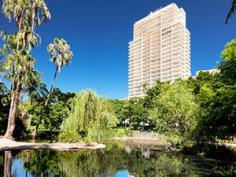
xmin=0 ymin=142 xmax=236 ymax=177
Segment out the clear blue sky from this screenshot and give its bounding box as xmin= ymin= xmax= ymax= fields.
xmin=0 ymin=0 xmax=236 ymax=99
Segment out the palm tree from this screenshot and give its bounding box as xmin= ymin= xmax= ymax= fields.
xmin=226 ymin=0 xmax=236 ymax=24
xmin=45 ymin=38 xmax=73 ymax=105
xmin=1 ymin=0 xmax=51 ymax=139
xmin=31 ymin=0 xmax=51 ymax=30
xmin=2 ymin=0 xmax=51 ymax=30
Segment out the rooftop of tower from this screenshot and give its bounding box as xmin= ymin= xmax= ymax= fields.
xmin=135 ymin=3 xmax=184 ymax=25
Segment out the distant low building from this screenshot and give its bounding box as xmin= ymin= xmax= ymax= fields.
xmin=195 ymin=68 xmax=220 ymax=76
xmin=119 ymin=97 xmax=128 ymax=101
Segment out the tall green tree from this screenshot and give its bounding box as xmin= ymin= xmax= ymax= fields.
xmin=149 ymin=81 xmax=199 ymax=147
xmin=193 ymin=40 xmax=236 ymax=143
xmin=215 ymin=40 xmax=236 ymax=139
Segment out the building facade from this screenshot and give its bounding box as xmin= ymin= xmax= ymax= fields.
xmin=128 ymin=3 xmax=191 ymax=98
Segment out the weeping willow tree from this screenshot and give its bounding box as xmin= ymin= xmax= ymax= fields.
xmin=59 ymin=90 xmax=118 ymax=142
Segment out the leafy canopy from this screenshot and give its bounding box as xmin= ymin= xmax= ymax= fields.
xmin=149 ymin=81 xmax=199 ymax=147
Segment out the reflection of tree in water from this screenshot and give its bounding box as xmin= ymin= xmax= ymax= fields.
xmin=0 ymin=151 xmax=13 ymax=177
xmin=0 ymin=152 xmax=4 ymax=176
xmin=21 ymin=150 xmax=61 ymax=177
xmin=58 ymin=151 xmax=101 ymax=177
xmin=123 ymin=149 xmax=188 ymax=177
xmin=56 ymin=143 xmax=128 ymax=177
xmin=3 ymin=143 xmax=236 ymax=177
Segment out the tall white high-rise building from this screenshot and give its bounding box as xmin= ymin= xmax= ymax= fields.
xmin=128 ymin=3 xmax=191 ymax=98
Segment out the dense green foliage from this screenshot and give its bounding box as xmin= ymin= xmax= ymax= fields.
xmin=110 ymin=98 xmax=152 ymax=130
xmin=0 ymin=83 xmax=10 ymax=134
xmin=149 ymin=81 xmax=199 ymax=147
xmin=195 ymin=40 xmax=236 ymax=143
xmin=23 ymin=88 xmax=75 ymax=139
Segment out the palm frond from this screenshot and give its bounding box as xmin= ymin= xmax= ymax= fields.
xmin=226 ymin=0 xmax=236 ymax=24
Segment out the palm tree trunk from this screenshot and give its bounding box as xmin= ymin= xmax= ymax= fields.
xmin=4 ymin=76 xmax=23 ymax=139
xmin=3 ymin=13 xmax=24 ymax=139
xmin=45 ymin=66 xmax=58 ymax=106
xmin=17 ymin=15 xmax=22 ymax=31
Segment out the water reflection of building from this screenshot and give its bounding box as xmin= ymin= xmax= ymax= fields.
xmin=142 ymin=149 xmax=151 ymax=158
xmin=124 ymin=144 xmax=151 ymax=159
xmin=124 ymin=146 xmax=132 ymax=154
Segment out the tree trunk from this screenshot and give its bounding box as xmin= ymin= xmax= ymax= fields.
xmin=32 ymin=124 xmax=39 ymax=142
xmin=31 ymin=3 xmax=36 ymax=30
xmin=4 ymin=77 xmax=22 ymax=139
xmin=45 ymin=66 xmax=58 ymax=106
xmin=4 ymin=151 xmax=12 ymax=177
xmin=3 ymin=13 xmax=23 ymax=139
xmin=17 ymin=15 xmax=22 ymax=31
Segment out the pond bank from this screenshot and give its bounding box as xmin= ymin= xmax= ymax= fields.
xmin=112 ymin=131 xmax=171 ymax=146
xmin=0 ymin=138 xmax=105 ymax=151
xmin=113 ymin=131 xmax=236 ymax=155
xmin=112 ymin=137 xmax=170 ymax=146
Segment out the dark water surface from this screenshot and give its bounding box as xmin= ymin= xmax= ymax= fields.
xmin=0 ymin=142 xmax=236 ymax=177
